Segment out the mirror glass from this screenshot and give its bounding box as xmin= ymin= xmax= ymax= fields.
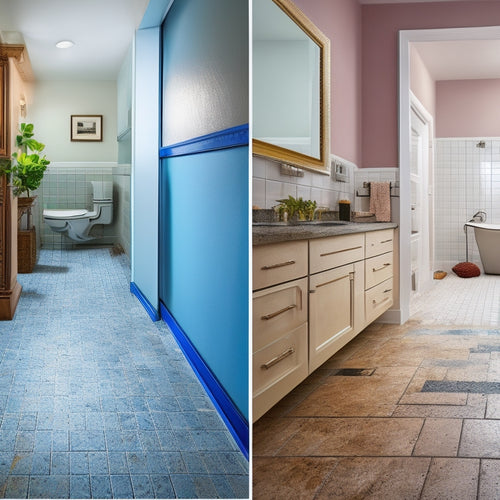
xmin=253 ymin=0 xmax=330 ymax=172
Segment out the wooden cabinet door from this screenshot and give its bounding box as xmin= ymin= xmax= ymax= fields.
xmin=309 ymin=263 xmax=358 ymax=372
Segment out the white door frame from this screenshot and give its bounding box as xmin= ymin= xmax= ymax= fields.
xmin=410 ymin=91 xmax=433 ymax=297
xmin=398 ymin=26 xmax=500 ymax=324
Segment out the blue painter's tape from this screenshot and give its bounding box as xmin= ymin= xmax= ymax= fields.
xmin=160 ymin=124 xmax=249 ymax=158
xmin=160 ymin=302 xmax=249 ymax=459
xmin=130 ymin=282 xmax=160 ymax=322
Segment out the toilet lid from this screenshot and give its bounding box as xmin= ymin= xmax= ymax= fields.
xmin=43 ymin=208 xmax=88 ymax=219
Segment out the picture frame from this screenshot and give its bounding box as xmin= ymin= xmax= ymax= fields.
xmin=71 ymin=115 xmax=103 ymax=142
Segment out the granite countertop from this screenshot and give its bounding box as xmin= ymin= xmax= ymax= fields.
xmin=253 ymin=221 xmax=398 ymax=245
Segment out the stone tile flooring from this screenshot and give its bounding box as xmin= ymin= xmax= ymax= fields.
xmin=0 ymin=248 xmax=248 ymax=499
xmin=253 ymin=320 xmax=500 ymax=499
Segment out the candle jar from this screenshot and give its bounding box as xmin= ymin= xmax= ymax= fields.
xmin=339 ymin=200 xmax=351 ymax=221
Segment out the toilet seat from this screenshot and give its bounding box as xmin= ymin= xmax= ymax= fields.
xmin=43 ymin=208 xmax=89 ymax=219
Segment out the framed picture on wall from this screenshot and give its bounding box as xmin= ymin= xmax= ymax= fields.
xmin=71 ymin=115 xmax=103 ymax=142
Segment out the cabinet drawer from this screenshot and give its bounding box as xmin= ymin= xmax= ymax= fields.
xmin=253 ymin=323 xmax=308 ymax=421
xmin=309 ymin=233 xmax=364 ymax=274
xmin=365 ymin=277 xmax=393 ymax=324
xmin=253 ymin=241 xmax=308 ymax=290
xmin=366 ymin=229 xmax=394 ymax=258
xmin=253 ymin=277 xmax=308 ymax=352
xmin=365 ymin=252 xmax=393 ymax=290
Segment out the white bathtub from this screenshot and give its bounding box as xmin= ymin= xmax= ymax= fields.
xmin=466 ymin=222 xmax=500 ymax=274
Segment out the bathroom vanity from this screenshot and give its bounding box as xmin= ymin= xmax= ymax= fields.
xmin=252 ymin=222 xmax=397 ymax=421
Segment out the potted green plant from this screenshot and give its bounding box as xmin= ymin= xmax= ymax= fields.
xmin=1 ymin=123 xmax=50 ymax=273
xmin=9 ymin=122 xmax=50 ymax=202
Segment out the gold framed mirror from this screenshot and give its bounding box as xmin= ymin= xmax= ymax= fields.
xmin=253 ymin=0 xmax=330 ymax=173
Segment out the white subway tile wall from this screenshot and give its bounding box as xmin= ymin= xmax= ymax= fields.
xmin=434 ymin=138 xmax=500 ymax=271
xmin=252 ymin=156 xmax=354 ymax=211
xmin=252 ymin=156 xmax=399 ymax=219
xmin=353 ymin=167 xmax=399 ymax=216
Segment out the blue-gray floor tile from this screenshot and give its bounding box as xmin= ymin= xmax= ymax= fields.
xmin=131 ymin=474 xmax=154 ymax=498
xmin=110 ymin=474 xmax=133 ymax=498
xmin=90 ymin=475 xmax=112 ymax=498
xmin=4 ymin=475 xmax=29 ymax=498
xmin=0 ymin=249 xmax=248 ymax=498
xmin=69 ymin=475 xmax=91 ymax=499
xmin=151 ymin=474 xmax=175 ymax=498
xmin=29 ymin=475 xmax=70 ymax=499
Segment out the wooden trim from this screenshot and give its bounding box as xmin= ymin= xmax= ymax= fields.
xmin=0 ymin=56 xmax=9 ymax=157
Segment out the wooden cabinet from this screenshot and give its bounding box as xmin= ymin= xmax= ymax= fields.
xmin=364 ymin=229 xmax=394 ymax=326
xmin=308 ymin=234 xmax=365 ymax=372
xmin=253 ymin=240 xmax=308 ymax=291
xmin=252 ymin=228 xmax=395 ymax=421
xmin=252 ymin=243 xmax=309 ymax=421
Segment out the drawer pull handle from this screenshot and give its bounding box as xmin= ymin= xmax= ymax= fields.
xmin=384 ymin=288 xmax=393 ymax=293
xmin=372 ymin=296 xmax=390 ymax=306
xmin=371 ymin=239 xmax=392 ymax=245
xmin=261 ymin=304 xmax=296 ymax=320
xmin=372 ymin=263 xmax=391 ymax=272
xmin=261 ymin=260 xmax=295 ymax=270
xmin=261 ymin=347 xmax=295 ymax=370
xmin=315 ymin=272 xmax=354 ymax=290
xmin=320 ymin=245 xmax=362 ymax=257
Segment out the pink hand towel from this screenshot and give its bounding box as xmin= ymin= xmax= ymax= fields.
xmin=369 ymin=182 xmax=391 ymax=222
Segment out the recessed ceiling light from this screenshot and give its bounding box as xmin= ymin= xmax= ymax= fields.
xmin=55 ymin=40 xmax=74 ymax=49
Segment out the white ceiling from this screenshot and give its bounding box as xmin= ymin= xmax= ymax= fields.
xmin=0 ymin=0 xmax=149 ymax=81
xmin=413 ymin=39 xmax=500 ymax=80
xmin=1 ymin=0 xmax=499 ymax=83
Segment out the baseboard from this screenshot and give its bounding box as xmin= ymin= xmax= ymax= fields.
xmin=376 ymin=308 xmax=402 ymax=324
xmin=130 ymin=282 xmax=160 ymax=321
xmin=160 ymin=302 xmax=249 ymax=459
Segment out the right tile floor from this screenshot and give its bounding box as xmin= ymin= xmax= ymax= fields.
xmin=253 ymin=273 xmax=500 ymax=499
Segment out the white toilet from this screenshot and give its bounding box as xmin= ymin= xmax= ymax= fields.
xmin=43 ymin=181 xmax=113 ymax=242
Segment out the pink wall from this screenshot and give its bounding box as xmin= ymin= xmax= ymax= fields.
xmin=293 ymin=0 xmax=362 ymax=166
xmin=362 ymin=1 xmax=500 ymax=168
xmin=410 ymin=45 xmax=435 ymax=120
xmin=436 ymin=79 xmax=500 ymax=137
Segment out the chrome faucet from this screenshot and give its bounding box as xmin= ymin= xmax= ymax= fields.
xmin=469 ymin=211 xmax=487 ymax=223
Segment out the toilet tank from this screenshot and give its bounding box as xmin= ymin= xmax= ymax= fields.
xmin=91 ymin=181 xmax=113 ymax=201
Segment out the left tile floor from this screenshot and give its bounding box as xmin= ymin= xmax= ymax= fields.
xmin=0 ymin=248 xmax=248 ymax=499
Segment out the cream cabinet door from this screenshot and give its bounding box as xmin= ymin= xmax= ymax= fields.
xmin=308 ymin=262 xmax=363 ymax=372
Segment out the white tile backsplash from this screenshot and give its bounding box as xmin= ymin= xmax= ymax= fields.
xmin=252 ymin=155 xmax=357 ymax=210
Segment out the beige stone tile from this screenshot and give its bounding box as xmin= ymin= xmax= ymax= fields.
xmin=420 ymin=458 xmax=479 ymax=500
xmin=459 ymin=419 xmax=500 ymax=458
xmin=479 ymin=459 xmax=500 ymax=500
xmin=276 ymin=417 xmax=423 ymax=457
xmin=253 ymin=417 xmax=308 ymax=457
xmin=488 ymin=359 xmax=500 ymax=382
xmin=341 ymin=338 xmax=471 ymax=368
xmin=413 ymin=418 xmax=463 ymax=457
xmin=486 ymin=394 xmax=500 ymax=418
xmin=400 ymin=392 xmax=468 ymax=406
xmin=289 ymin=369 xmax=413 ymax=417
xmin=445 ymin=363 xmax=489 ymax=382
xmin=394 ymin=394 xmax=487 ymax=419
xmin=315 ymin=457 xmax=430 ymax=500
xmin=253 ymin=457 xmax=338 ymax=500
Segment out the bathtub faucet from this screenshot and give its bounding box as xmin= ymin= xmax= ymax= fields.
xmin=469 ymin=210 xmax=487 ymax=223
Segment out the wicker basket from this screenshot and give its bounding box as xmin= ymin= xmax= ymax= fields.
xmin=18 ymin=227 xmax=37 ymax=273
